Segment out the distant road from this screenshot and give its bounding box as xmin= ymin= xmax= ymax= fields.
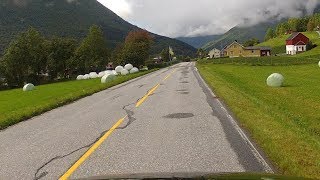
xmin=0 ymin=62 xmax=273 ymax=179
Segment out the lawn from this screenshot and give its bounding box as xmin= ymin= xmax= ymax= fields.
xmin=0 ymin=70 xmax=156 ymax=129
xmin=197 ymin=62 xmax=320 ymax=178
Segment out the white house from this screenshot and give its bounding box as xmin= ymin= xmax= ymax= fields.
xmin=286 ymin=32 xmax=309 ymax=55
xmin=208 ymin=48 xmax=221 ymax=58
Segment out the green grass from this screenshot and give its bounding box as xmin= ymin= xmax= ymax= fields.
xmin=0 ymin=70 xmax=156 ymax=129
xmin=199 ymin=56 xmax=319 ymax=66
xmin=197 ymin=62 xmax=320 ymax=178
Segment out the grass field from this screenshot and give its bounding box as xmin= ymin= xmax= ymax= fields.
xmin=197 ymin=62 xmax=320 ymax=178
xmin=0 ymin=70 xmax=156 ymax=129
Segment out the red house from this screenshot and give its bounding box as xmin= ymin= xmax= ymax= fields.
xmin=286 ymin=32 xmax=309 ymax=55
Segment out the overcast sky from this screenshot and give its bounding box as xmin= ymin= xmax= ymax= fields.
xmin=97 ymin=0 xmax=320 ymax=38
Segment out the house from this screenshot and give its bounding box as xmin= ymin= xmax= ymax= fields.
xmin=153 ymin=57 xmax=163 ymax=64
xmin=286 ymin=32 xmax=309 ymax=55
xmin=208 ymin=48 xmax=221 ymax=58
xmin=224 ymin=41 xmax=271 ymax=58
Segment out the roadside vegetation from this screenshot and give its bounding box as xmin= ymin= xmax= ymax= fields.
xmin=0 ymin=25 xmax=153 ymax=90
xmin=197 ymin=62 xmax=320 ymax=178
xmin=0 ymin=69 xmax=156 ymax=130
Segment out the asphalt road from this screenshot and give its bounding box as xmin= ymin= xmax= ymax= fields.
xmin=0 ymin=62 xmax=273 ymax=179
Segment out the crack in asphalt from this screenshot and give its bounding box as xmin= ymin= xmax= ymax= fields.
xmin=34 ymin=103 xmax=137 ymax=180
xmin=33 ymin=66 xmax=178 ymax=179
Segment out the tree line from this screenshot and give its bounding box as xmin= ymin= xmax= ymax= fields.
xmin=265 ymin=13 xmax=320 ymax=41
xmin=0 ymin=25 xmax=153 ymax=88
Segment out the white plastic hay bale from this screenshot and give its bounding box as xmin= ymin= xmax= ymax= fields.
xmin=141 ymin=66 xmax=148 ymax=71
xmin=318 ymin=61 xmax=320 ymax=67
xmin=83 ymin=74 xmax=90 ymax=80
xmin=121 ymin=69 xmax=129 ymax=75
xmin=101 ymin=74 xmax=116 ymax=83
xmin=105 ymin=70 xmax=113 ymax=75
xmin=23 ymin=83 xmax=35 ymax=91
xmin=124 ymin=64 xmax=133 ymax=71
xmin=130 ymin=67 xmax=139 ymax=74
xmin=98 ymin=72 xmax=105 ymax=77
xmin=112 ymin=70 xmax=118 ymax=76
xmin=267 ymin=73 xmax=284 ymax=87
xmin=115 ymin=66 xmax=124 ymax=73
xmin=76 ymin=75 xmax=84 ymax=80
xmin=89 ymin=72 xmax=98 ymax=79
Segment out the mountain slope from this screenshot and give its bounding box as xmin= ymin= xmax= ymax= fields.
xmin=176 ymin=34 xmax=222 ymax=48
xmin=0 ymin=0 xmax=196 ymax=56
xmin=201 ymin=21 xmax=279 ymax=51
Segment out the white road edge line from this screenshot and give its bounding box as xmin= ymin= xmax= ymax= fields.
xmin=194 ymin=65 xmax=274 ymax=173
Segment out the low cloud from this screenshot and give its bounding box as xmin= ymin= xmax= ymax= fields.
xmin=106 ymin=0 xmax=320 ymax=37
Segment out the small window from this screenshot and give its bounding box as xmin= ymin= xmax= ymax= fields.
xmin=240 ymin=51 xmax=242 ymax=54
xmin=252 ymin=50 xmax=254 ymax=53
xmin=302 ymin=46 xmax=304 ymax=51
xmin=230 ymin=51 xmax=233 ymax=55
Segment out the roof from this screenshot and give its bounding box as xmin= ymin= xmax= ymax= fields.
xmin=225 ymin=41 xmax=245 ymax=50
xmin=245 ymin=46 xmax=271 ymax=50
xmin=209 ymin=48 xmax=221 ymax=52
xmin=286 ymin=32 xmax=308 ymax=41
xmin=295 ymin=41 xmax=306 ymax=46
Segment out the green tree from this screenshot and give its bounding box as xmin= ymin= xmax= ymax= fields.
xmin=110 ymin=43 xmax=124 ymax=66
xmin=47 ymin=37 xmax=77 ymax=79
xmin=160 ymin=48 xmax=170 ymax=62
xmin=307 ymin=18 xmax=315 ymax=31
xmin=275 ymin=22 xmax=290 ymax=36
xmin=71 ymin=25 xmax=108 ymax=74
xmin=243 ymin=38 xmax=260 ymax=47
xmin=264 ymin=28 xmax=275 ymax=41
xmin=1 ymin=27 xmax=47 ymax=86
xmin=197 ymin=48 xmax=206 ymax=59
xmin=122 ymin=30 xmax=153 ymax=67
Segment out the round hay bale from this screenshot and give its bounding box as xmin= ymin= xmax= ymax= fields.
xmin=121 ymin=69 xmax=129 ymax=75
xmin=89 ymin=72 xmax=98 ymax=79
xmin=141 ymin=66 xmax=148 ymax=71
xmin=111 ymin=70 xmax=118 ymax=76
xmin=83 ymin=74 xmax=90 ymax=80
xmin=23 ymin=83 xmax=35 ymax=91
xmin=115 ymin=66 xmax=124 ymax=73
xmin=130 ymin=67 xmax=139 ymax=74
xmin=318 ymin=61 xmax=320 ymax=67
xmin=76 ymin=75 xmax=84 ymax=80
xmin=101 ymin=74 xmax=116 ymax=83
xmin=267 ymin=73 xmax=284 ymax=87
xmin=98 ymin=72 xmax=105 ymax=77
xmin=124 ymin=64 xmax=133 ymax=71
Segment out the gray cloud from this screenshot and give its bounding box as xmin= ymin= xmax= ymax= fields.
xmin=118 ymin=0 xmax=320 ymax=37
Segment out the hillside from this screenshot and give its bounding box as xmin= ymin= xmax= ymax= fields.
xmin=176 ymin=34 xmax=222 ymax=48
xmin=201 ymin=21 xmax=279 ymax=51
xmin=258 ymin=31 xmax=320 ymax=56
xmin=0 ymin=0 xmax=196 ymax=56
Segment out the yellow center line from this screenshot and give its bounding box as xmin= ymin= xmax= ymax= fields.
xmin=162 ymin=68 xmax=177 ymax=81
xmin=60 ymin=68 xmax=177 ymax=179
xmin=59 ymin=116 xmax=127 ymax=180
xmin=135 ymin=83 xmax=160 ymax=107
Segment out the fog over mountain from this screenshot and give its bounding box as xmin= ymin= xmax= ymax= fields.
xmin=99 ymin=0 xmax=320 ymax=37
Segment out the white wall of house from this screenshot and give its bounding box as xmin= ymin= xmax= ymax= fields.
xmin=208 ymin=49 xmax=221 ymax=58
xmin=286 ymin=45 xmax=307 ymax=55
xmin=286 ymin=45 xmax=296 ymax=55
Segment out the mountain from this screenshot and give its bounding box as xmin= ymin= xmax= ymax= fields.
xmin=176 ymin=34 xmax=222 ymax=49
xmin=201 ymin=21 xmax=279 ymax=51
xmin=0 ymin=0 xmax=196 ymax=56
